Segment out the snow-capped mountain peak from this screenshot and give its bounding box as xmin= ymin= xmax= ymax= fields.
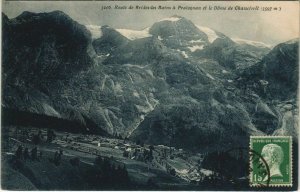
xmin=285 ymin=38 xmax=298 ymax=45
xmin=115 ymin=27 xmax=152 ymax=40
xmin=159 ymin=16 xmax=182 ymax=22
xmin=196 ymin=25 xmax=219 ymax=43
xmin=86 ymin=24 xmax=152 ymax=41
xmin=232 ymin=38 xmax=272 ymax=49
xmin=85 ymin=25 xmax=102 ymax=39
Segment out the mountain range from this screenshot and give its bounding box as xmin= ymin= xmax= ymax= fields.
xmin=2 ymin=12 xmax=298 ymax=152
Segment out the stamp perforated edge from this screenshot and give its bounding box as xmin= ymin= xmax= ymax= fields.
xmin=249 ymin=135 xmax=293 ymax=187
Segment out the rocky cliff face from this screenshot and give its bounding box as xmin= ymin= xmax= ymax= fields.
xmin=243 ymin=39 xmax=298 ymax=100
xmin=92 ymin=25 xmax=129 ymax=57
xmin=195 ymin=35 xmax=270 ymax=71
xmin=3 ymin=11 xmax=93 ymax=86
xmin=2 ymin=11 xmax=298 ymax=151
xmin=2 ymin=11 xmax=95 ymax=132
xmin=239 ymin=39 xmax=299 ymax=139
xmin=149 ymin=16 xmax=209 ymax=51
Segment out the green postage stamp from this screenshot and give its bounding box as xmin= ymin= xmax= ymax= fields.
xmin=250 ymin=136 xmax=292 ymax=187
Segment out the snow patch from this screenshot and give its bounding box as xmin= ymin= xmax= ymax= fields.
xmin=196 ymin=25 xmax=219 ymax=43
xmin=178 ymin=169 xmax=189 ymax=174
xmin=222 ymin=69 xmax=229 ymax=74
xmin=181 ymin=51 xmax=189 ymax=58
xmin=188 ymin=45 xmax=204 ymax=52
xmin=259 ymin=79 xmax=269 ymax=85
xmin=146 ymin=69 xmax=154 ymax=77
xmin=200 ymin=169 xmax=213 ymax=176
xmin=177 ymin=49 xmax=189 ymax=58
xmin=124 ymin=64 xmax=146 ymax=69
xmin=159 ymin=16 xmax=182 ymax=22
xmin=158 ymin=36 xmax=163 ymax=40
xmin=226 ymin=104 xmax=234 ymax=109
xmin=85 ymin=25 xmax=102 ymax=39
xmin=133 ymin=91 xmax=140 ymax=98
xmin=42 ymin=104 xmax=60 ymax=117
xmin=206 ymin=73 xmax=215 ymax=80
xmin=189 ymin=39 xmax=205 ymax=43
xmin=232 ymin=38 xmax=272 ymax=48
xmin=116 ymin=28 xmax=152 ymax=40
xmin=114 ymin=83 xmax=123 ymax=93
xmin=227 ymin=80 xmax=233 ymax=83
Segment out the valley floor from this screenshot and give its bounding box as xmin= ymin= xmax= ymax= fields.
xmin=1 ymin=126 xmax=221 ymax=190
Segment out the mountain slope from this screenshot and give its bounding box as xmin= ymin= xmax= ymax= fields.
xmin=2 ymin=11 xmax=96 ymax=132
xmin=2 ymin=12 xmax=298 ymax=151
xmin=236 ymin=39 xmax=299 ymax=137
xmin=2 ymin=11 xmax=93 ymax=86
xmin=242 ymin=38 xmax=298 ymax=100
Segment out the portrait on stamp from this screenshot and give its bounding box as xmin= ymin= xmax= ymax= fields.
xmin=261 ymin=144 xmax=284 ymax=178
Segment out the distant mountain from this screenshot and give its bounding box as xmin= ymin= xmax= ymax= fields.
xmin=86 ymin=15 xmax=271 ymax=68
xmin=92 ymin=25 xmax=129 ymax=57
xmin=116 ymin=28 xmax=152 ymax=40
xmin=194 ymin=35 xmax=270 ymax=70
xmin=148 ymin=16 xmax=209 ymax=52
xmin=242 ymin=38 xmax=299 ymax=100
xmin=232 ymin=38 xmax=272 ymax=49
xmin=2 ymin=12 xmax=298 ymax=151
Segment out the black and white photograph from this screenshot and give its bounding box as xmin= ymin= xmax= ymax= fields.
xmin=1 ymin=0 xmax=299 ymax=190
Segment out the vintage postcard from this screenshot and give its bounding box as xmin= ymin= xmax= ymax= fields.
xmin=1 ymin=0 xmax=299 ymax=191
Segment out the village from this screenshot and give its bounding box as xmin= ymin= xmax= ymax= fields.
xmin=2 ymin=125 xmax=218 ymax=187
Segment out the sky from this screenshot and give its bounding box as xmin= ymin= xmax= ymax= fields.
xmin=2 ymin=1 xmax=299 ymax=45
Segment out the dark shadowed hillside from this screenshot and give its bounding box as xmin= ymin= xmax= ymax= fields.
xmin=2 ymin=12 xmax=298 ymax=152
